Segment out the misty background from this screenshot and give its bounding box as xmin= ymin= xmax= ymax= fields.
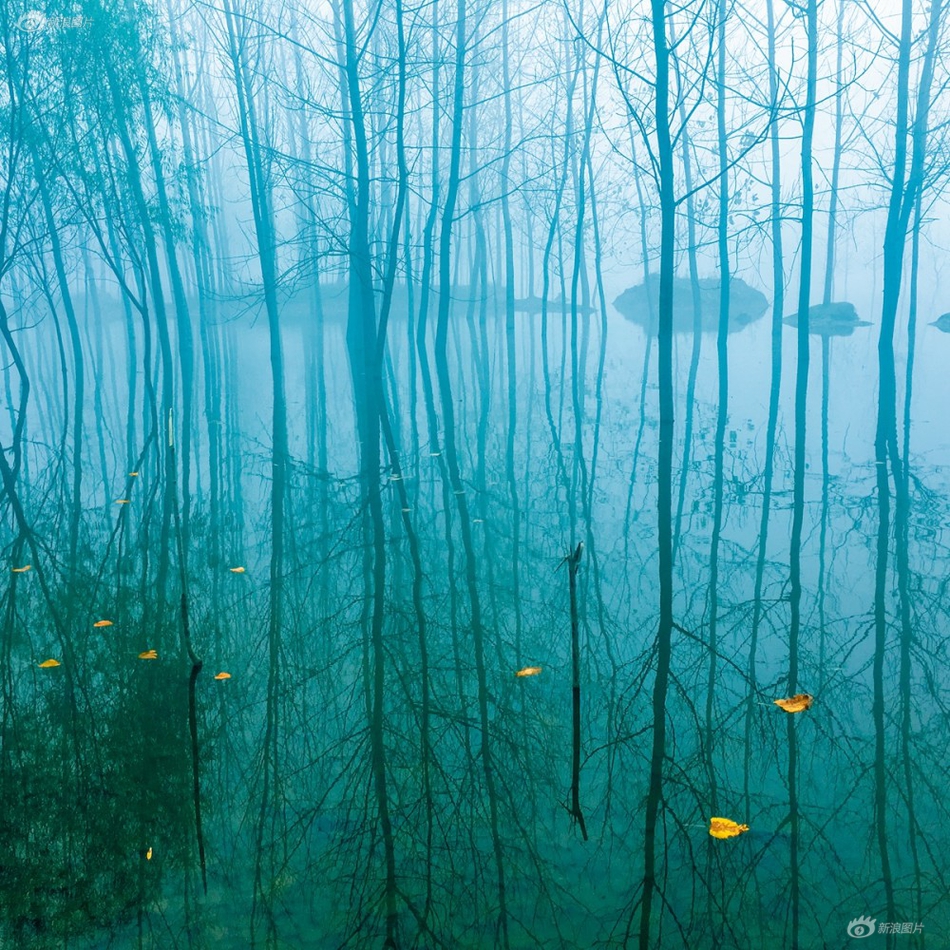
xmin=0 ymin=0 xmax=949 ymax=946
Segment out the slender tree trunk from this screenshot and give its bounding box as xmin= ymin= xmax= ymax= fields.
xmin=822 ymin=0 xmax=846 ymax=304
xmin=705 ymin=0 xmax=730 ymax=863
xmin=338 ymin=0 xmax=378 ymax=372
xmin=746 ymin=0 xmax=785 ymax=816
xmin=434 ymin=0 xmax=467 ymax=361
xmin=638 ymin=3 xmax=676 ymax=945
xmin=221 ymin=2 xmax=289 ymax=937
xmin=787 ymin=3 xmax=820 ymax=946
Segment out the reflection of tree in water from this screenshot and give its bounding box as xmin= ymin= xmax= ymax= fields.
xmin=1 ymin=0 xmax=950 ymax=942
xmin=4 ymin=333 xmax=950 ymax=947
xmin=0 ymin=601 xmax=196 ymax=944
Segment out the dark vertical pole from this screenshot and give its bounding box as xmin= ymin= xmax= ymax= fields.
xmin=168 ymin=410 xmax=206 ymax=892
xmin=567 ymin=542 xmax=587 ymax=840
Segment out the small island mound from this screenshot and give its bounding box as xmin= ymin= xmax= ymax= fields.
xmin=930 ymin=313 xmax=950 ymax=332
xmin=613 ymin=276 xmax=768 ymax=334
xmin=783 ymin=301 xmax=870 ymax=336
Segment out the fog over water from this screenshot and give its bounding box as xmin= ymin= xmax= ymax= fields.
xmin=1 ymin=0 xmax=950 ymax=947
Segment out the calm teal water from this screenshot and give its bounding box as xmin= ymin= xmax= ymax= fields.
xmin=2 ymin=285 xmax=949 ymax=949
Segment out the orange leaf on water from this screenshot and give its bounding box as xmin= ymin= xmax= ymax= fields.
xmin=709 ymin=817 xmax=749 ymax=839
xmin=229 ymin=566 xmax=246 ymax=574
xmin=515 ymin=666 xmax=542 ymax=678
xmin=38 ymin=658 xmax=61 ymax=668
xmin=773 ymin=693 xmax=814 ymax=714
xmin=93 ymin=620 xmax=113 ymax=628
xmin=214 ymin=672 xmax=231 ymax=680
xmin=11 ymin=565 xmax=31 ymax=573
xmin=138 ymin=650 xmax=158 ymax=660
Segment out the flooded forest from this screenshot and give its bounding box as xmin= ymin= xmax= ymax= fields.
xmin=1 ymin=0 xmax=950 ymax=946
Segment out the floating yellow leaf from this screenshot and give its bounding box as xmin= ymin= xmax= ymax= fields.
xmin=145 ymin=847 xmax=152 ymax=860
xmin=229 ymin=566 xmax=246 ymax=574
xmin=515 ymin=666 xmax=542 ymax=678
xmin=93 ymin=620 xmax=113 ymax=628
xmin=773 ymin=693 xmax=814 ymax=714
xmin=709 ymin=817 xmax=749 ymax=839
xmin=38 ymin=658 xmax=61 ymax=668
xmin=129 ymin=472 xmax=139 ymax=477
xmin=115 ymin=499 xmax=130 ymax=505
xmin=138 ymin=650 xmax=158 ymax=660
xmin=11 ymin=565 xmax=31 ymax=573
xmin=214 ymin=672 xmax=231 ymax=680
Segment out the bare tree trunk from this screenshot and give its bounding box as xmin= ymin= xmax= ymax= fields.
xmin=822 ymin=0 xmax=846 ymax=304
xmin=745 ymin=0 xmax=785 ymax=817
xmin=221 ymin=0 xmax=289 ymax=937
xmin=787 ymin=2 xmax=820 ymax=945
xmin=704 ymin=0 xmax=730 ymax=875
xmin=434 ymin=0 xmax=467 ymax=362
xmin=638 ymin=3 xmax=677 ymax=945
xmin=338 ymin=0 xmax=378 ymax=372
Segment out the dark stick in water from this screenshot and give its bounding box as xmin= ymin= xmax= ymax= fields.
xmin=566 ymin=541 xmax=588 ymax=841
